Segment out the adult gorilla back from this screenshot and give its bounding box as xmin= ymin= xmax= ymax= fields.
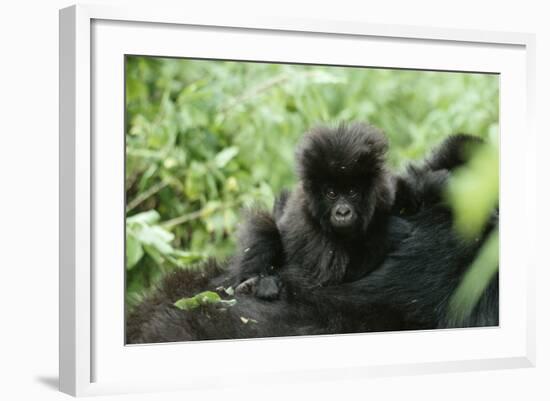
xmin=126 ymin=260 xmax=325 ymax=343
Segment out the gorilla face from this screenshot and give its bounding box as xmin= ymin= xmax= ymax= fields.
xmin=295 ymin=123 xmax=392 ymax=240
xmin=323 ymin=184 xmax=361 ymax=234
xmin=308 ymin=178 xmax=378 ymax=238
xmin=328 ymin=188 xmax=357 ymax=230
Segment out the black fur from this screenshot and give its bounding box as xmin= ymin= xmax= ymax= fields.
xmin=424 ymin=134 xmax=484 ymax=172
xmin=393 ymin=133 xmax=485 ymax=216
xmin=301 ymin=132 xmax=498 ymax=330
xmin=304 ymin=207 xmax=498 ymax=332
xmin=228 ymin=208 xmax=284 ymax=285
xmin=272 ymin=188 xmax=290 ymax=222
xmin=126 ymin=260 xmax=322 ymax=343
xmin=228 ymin=123 xmax=397 ymax=294
xmin=125 ymin=127 xmax=498 ymax=344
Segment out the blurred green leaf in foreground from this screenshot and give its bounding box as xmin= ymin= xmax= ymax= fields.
xmin=446 ymin=135 xmax=499 ymax=239
xmin=446 ymin=135 xmax=499 ymax=323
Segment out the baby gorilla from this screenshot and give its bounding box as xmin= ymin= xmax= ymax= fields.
xmin=227 ymin=123 xmax=405 ymax=300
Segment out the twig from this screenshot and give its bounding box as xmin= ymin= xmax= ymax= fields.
xmin=161 ymin=201 xmax=239 ymax=229
xmin=126 ymin=148 xmax=166 ymax=160
xmin=220 ymin=74 xmax=289 ymax=113
xmin=126 ymin=181 xmax=169 ymax=212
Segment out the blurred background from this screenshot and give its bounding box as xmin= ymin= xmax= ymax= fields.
xmin=125 ymin=56 xmax=499 ymax=309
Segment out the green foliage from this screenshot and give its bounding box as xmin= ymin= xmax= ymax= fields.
xmin=446 ymin=137 xmax=499 ymax=239
xmin=126 ymin=210 xmax=204 ymax=270
xmin=446 ymin=136 xmax=499 ymax=322
xmin=125 ymin=55 xmax=499 ymax=306
xmin=447 ymin=229 xmax=499 ymax=323
xmin=174 ymin=290 xmax=237 ymax=311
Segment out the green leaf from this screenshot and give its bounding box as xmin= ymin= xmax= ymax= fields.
xmin=205 ymin=211 xmax=225 ymax=234
xmin=170 ymin=250 xmax=205 ymax=265
xmin=220 ymin=299 xmax=237 ymax=307
xmin=134 ymin=225 xmax=175 ymax=255
xmin=142 ymin=244 xmax=165 ymax=265
xmin=174 ymin=297 xmax=200 ymax=311
xmin=445 ymin=142 xmax=499 ymax=238
xmin=195 ymin=290 xmax=222 ymax=305
xmin=447 ymin=229 xmax=499 ymax=324
xmin=126 ymin=233 xmax=144 ymax=269
xmin=127 ymin=210 xmax=161 ymax=225
xmin=173 ymin=290 xmax=228 ymax=311
xmin=213 ymin=146 xmax=239 ymax=168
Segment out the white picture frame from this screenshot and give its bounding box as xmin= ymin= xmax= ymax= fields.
xmin=59 ymin=3 xmax=536 ymax=397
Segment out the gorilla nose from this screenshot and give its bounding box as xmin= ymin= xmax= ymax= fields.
xmin=335 ymin=205 xmax=351 ymax=218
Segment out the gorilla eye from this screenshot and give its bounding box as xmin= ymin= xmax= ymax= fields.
xmin=348 ymin=187 xmax=358 ymax=198
xmin=325 ymin=188 xmax=337 ymax=200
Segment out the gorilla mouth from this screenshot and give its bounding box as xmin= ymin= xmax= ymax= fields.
xmin=330 ymin=215 xmax=356 ymax=234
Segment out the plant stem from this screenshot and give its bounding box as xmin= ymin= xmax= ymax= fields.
xmin=126 ymin=181 xmax=169 ymax=212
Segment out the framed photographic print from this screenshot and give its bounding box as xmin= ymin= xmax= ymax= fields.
xmin=59 ymin=3 xmax=536 ymax=397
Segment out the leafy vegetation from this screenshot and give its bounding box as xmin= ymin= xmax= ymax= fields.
xmin=446 ymin=137 xmax=499 ymax=321
xmin=125 ymin=56 xmax=499 ymax=309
